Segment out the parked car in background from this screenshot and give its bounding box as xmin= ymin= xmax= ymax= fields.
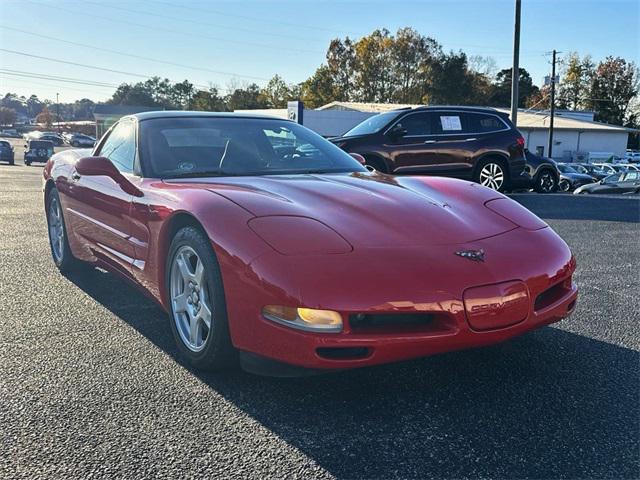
xmin=590 ymin=163 xmax=619 ymax=176
xmin=65 ymin=133 xmax=96 ymax=147
xmin=624 ymin=150 xmax=640 ymax=163
xmin=573 ymin=163 xmax=609 ymax=181
xmin=511 ymin=149 xmax=559 ymax=193
xmin=0 ymin=140 xmax=15 ymax=165
xmin=24 ymin=139 xmax=54 ymax=166
xmin=623 ymin=164 xmax=640 ymax=172
xmin=38 ymin=133 xmax=64 ymax=146
xmin=0 ymin=129 xmax=21 ymax=138
xmin=556 ymin=163 xmax=596 ymax=192
xmin=574 ymin=171 xmax=640 ymax=195
xmin=330 ymin=106 xmax=526 ymax=192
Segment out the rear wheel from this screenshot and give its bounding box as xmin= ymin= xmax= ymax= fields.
xmin=46 ymin=187 xmax=82 ymax=272
xmin=475 ymin=158 xmax=508 ymax=192
xmin=166 ymin=227 xmax=236 ymax=370
xmin=534 ymin=169 xmax=558 ymax=193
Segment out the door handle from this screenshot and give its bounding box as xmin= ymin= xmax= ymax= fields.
xmin=71 ymin=172 xmax=81 ymax=181
xmin=424 ymin=140 xmax=436 ymax=144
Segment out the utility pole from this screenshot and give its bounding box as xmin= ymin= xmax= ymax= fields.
xmin=56 ymin=92 xmax=60 ymax=133
xmin=547 ymin=50 xmax=557 ymax=158
xmin=510 ymin=0 xmax=521 ymax=126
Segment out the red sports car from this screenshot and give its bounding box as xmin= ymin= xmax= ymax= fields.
xmin=43 ymin=112 xmax=578 ymax=376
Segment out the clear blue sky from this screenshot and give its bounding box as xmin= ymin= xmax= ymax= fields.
xmin=0 ymin=0 xmax=638 ymax=103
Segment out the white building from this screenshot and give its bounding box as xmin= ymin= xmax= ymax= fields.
xmin=238 ymin=102 xmax=637 ymax=162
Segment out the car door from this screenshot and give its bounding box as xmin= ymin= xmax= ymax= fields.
xmin=383 ymin=112 xmax=438 ymax=173
xmin=421 ymin=111 xmax=481 ymax=175
xmin=64 ymin=119 xmax=138 ymax=273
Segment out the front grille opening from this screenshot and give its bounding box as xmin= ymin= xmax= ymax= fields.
xmin=535 ymin=278 xmax=572 ymax=312
xmin=316 ymin=347 xmax=370 ymax=360
xmin=349 ymin=312 xmax=455 ymax=334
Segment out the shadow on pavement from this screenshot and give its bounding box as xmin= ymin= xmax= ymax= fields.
xmin=66 ymin=267 xmax=640 ymax=479
xmin=511 ymin=194 xmax=640 ymax=223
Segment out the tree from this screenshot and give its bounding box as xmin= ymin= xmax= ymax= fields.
xmin=427 ymin=51 xmax=488 ymax=105
xmin=326 ymin=38 xmax=356 ymax=101
xmin=587 ymin=56 xmax=639 ymax=125
xmin=0 ymin=107 xmax=17 ymax=125
xmin=299 ymin=65 xmax=338 ymax=108
xmin=468 ymin=55 xmax=498 ymax=78
xmin=557 ymin=53 xmax=594 ymax=110
xmin=36 ymin=106 xmax=56 ymax=127
xmin=489 ymin=68 xmax=539 ymax=108
xmin=171 ymin=80 xmax=195 ymax=109
xmin=260 ymin=75 xmax=294 ymax=108
xmin=189 ymin=87 xmax=227 ymax=111
xmin=225 ymin=83 xmax=269 ymax=110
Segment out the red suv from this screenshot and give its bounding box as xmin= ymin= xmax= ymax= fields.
xmin=330 ymin=106 xmax=526 ymax=192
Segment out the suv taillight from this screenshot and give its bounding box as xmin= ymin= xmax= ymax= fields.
xmin=516 ymin=136 xmax=525 ymax=148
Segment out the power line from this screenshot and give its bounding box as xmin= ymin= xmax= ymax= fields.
xmin=148 ymin=0 xmax=362 ymax=36
xmin=26 ymin=0 xmax=324 ymax=56
xmin=0 ymin=69 xmax=119 ymax=88
xmin=0 ymin=49 xmax=210 ymax=90
xmin=0 ymin=26 xmax=270 ymax=82
xmin=81 ymin=0 xmax=323 ymax=45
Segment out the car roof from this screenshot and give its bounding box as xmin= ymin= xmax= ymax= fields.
xmin=122 ymin=110 xmax=296 ymax=122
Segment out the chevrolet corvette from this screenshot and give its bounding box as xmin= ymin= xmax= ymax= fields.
xmin=43 ymin=112 xmax=578 ymax=376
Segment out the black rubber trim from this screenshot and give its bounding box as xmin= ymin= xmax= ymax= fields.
xmin=239 ymin=351 xmax=335 ymax=378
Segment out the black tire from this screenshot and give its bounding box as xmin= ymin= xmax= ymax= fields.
xmin=25 ymin=160 xmax=31 ymax=166
xmin=8 ymin=158 xmax=14 ymax=165
xmin=46 ymin=187 xmax=82 ymax=273
xmin=558 ymin=178 xmax=572 ymax=192
xmin=365 ymin=156 xmax=388 ymax=173
xmin=534 ymin=169 xmax=558 ymax=193
xmin=166 ymin=226 xmax=236 ymax=370
xmin=474 ymin=158 xmax=509 ymax=192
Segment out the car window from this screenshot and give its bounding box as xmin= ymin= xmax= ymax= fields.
xmin=623 ymin=172 xmax=638 ymax=181
xmin=605 ymin=173 xmax=622 ymax=183
xmin=433 ymin=113 xmax=463 ymax=134
xmin=343 ymin=110 xmax=400 ymax=137
xmin=139 ymin=117 xmax=366 ymax=178
xmin=464 ymin=113 xmax=506 ymax=133
xmin=99 ymin=121 xmax=136 ymax=174
xmin=393 ymin=113 xmax=433 ymax=136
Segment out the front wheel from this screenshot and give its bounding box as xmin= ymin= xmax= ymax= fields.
xmin=166 ymin=226 xmax=236 ymax=370
xmin=46 ymin=187 xmax=82 ymax=272
xmin=534 ymin=169 xmax=558 ymax=193
xmin=475 ymin=159 xmax=508 ymax=192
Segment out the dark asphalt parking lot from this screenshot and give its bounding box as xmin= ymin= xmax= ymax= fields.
xmin=0 ymin=163 xmax=638 ymax=479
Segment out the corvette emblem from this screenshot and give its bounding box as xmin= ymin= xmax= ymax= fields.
xmin=455 ymin=249 xmax=485 ymax=262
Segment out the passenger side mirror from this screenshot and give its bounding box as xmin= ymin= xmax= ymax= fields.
xmin=76 ymin=156 xmax=143 ymax=197
xmin=387 ymin=124 xmax=407 ymax=139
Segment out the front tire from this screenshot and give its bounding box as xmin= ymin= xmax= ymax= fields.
xmin=475 ymin=158 xmax=508 ymax=192
xmin=534 ymin=169 xmax=558 ymax=193
xmin=166 ymin=226 xmax=236 ymax=370
xmin=46 ymin=187 xmax=82 ymax=272
xmin=558 ymin=179 xmax=572 ymax=192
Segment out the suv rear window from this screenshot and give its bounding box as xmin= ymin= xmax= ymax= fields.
xmin=465 ymin=113 xmax=506 ymax=133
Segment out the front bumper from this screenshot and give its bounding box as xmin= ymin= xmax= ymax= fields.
xmin=222 ymin=227 xmax=577 ymax=372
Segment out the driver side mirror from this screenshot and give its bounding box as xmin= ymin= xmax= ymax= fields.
xmin=387 ymin=124 xmax=407 ymax=139
xmin=76 ymin=156 xmax=143 ymax=197
xmin=349 ymin=153 xmax=366 ymax=165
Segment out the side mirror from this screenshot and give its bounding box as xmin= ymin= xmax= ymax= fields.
xmin=349 ymin=152 xmax=366 ymax=165
xmin=387 ymin=124 xmax=407 ymax=139
xmin=75 ymin=156 xmax=143 ymax=197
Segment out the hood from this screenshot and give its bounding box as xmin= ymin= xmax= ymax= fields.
xmin=172 ymin=172 xmax=520 ymax=248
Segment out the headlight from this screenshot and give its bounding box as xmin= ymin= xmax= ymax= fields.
xmin=248 ymin=216 xmax=352 ymax=255
xmin=485 ymin=198 xmax=547 ymax=230
xmin=262 ymin=305 xmax=343 ymax=332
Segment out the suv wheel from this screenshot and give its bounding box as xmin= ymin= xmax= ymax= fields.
xmin=534 ymin=169 xmax=558 ymax=193
xmin=559 ymin=179 xmax=572 ymax=192
xmin=476 ymin=159 xmax=507 ymax=192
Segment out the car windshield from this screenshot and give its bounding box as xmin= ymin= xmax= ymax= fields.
xmin=573 ymin=165 xmax=588 ymax=174
xmin=140 ymin=117 xmax=367 ymax=178
xmin=343 ymin=111 xmax=401 ymax=137
xmin=558 ymin=164 xmax=578 ymax=174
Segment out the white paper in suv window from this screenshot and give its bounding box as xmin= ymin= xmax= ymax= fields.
xmin=440 ymin=116 xmax=462 ymax=131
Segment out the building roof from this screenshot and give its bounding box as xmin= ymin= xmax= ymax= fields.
xmin=317 ymin=101 xmax=637 ymax=133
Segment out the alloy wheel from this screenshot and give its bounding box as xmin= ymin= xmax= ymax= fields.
xmin=479 ymin=163 xmax=505 ymax=191
xmin=559 ymin=179 xmax=571 ymax=192
xmin=170 ymin=246 xmax=212 ymax=352
xmin=538 ymin=171 xmax=555 ymax=193
xmin=48 ymin=196 xmax=64 ymax=263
